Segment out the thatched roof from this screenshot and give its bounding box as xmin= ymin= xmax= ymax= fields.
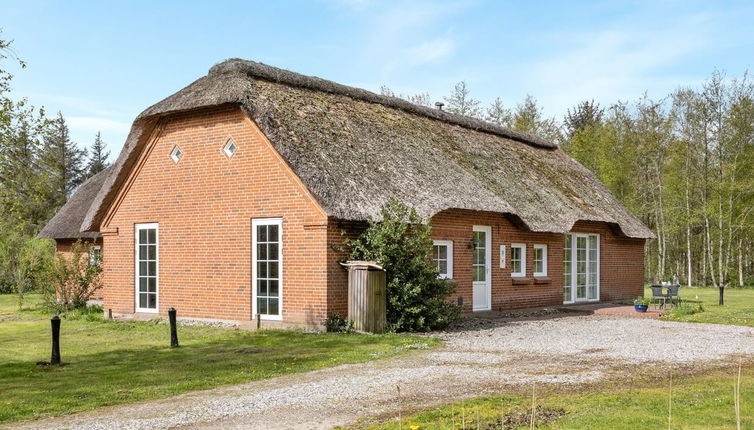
xmin=81 ymin=59 xmax=654 ymax=239
xmin=39 ymin=167 xmax=111 ymax=240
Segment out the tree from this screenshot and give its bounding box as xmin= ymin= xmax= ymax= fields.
xmin=512 ymin=95 xmax=563 ymax=143
xmin=38 ymin=112 xmax=87 ymax=211
xmin=347 ymin=199 xmax=461 ymax=332
xmin=564 ymin=99 xmax=604 ymax=138
xmin=485 ymin=97 xmax=512 ymax=127
xmin=379 ymin=86 xmax=432 ymax=107
xmin=443 ymin=81 xmax=482 ymax=118
xmin=86 ymin=131 xmax=110 ymax=176
xmin=0 ymin=31 xmax=51 ymax=233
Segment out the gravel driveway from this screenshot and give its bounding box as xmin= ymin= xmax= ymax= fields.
xmin=8 ymin=314 xmax=754 ymax=430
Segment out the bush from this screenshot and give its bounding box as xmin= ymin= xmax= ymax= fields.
xmin=0 ymin=231 xmax=55 ymax=306
xmin=42 ymin=240 xmax=102 ymax=314
xmin=324 ymin=312 xmax=354 ymax=333
xmin=347 ymin=199 xmax=461 ymax=332
xmin=665 ymin=302 xmax=705 ymax=319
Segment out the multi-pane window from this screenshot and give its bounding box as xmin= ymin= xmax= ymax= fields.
xmin=89 ymin=245 xmax=102 ymax=266
xmin=135 ymin=224 xmax=158 ymax=311
xmin=254 ymin=219 xmax=282 ymax=318
xmin=533 ymin=244 xmax=547 ymax=277
xmin=472 ymin=231 xmax=487 ymax=282
xmin=432 ymin=240 xmax=453 ymax=279
xmin=510 ymin=243 xmax=526 ymax=277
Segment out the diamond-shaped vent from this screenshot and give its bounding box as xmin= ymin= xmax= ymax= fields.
xmin=223 ymin=139 xmax=237 ymax=158
xmin=170 ymin=146 xmax=183 ymax=163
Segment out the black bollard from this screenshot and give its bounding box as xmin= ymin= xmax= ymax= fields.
xmin=168 ymin=307 xmax=179 ymax=347
xmin=51 ymin=316 xmax=61 ymax=365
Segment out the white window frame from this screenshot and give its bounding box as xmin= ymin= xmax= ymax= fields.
xmin=432 ymin=240 xmax=453 ymax=279
xmin=89 ymin=245 xmax=102 ymax=266
xmin=510 ymin=243 xmax=526 ymax=278
xmin=134 ymin=223 xmax=159 ymax=314
xmin=533 ymin=244 xmax=548 ymax=277
xmin=252 ymin=218 xmax=283 ymax=321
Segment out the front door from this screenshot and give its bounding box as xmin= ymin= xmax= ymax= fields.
xmin=472 ymin=225 xmax=492 ymax=311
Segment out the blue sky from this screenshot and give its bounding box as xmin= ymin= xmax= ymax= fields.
xmin=2 ymin=0 xmax=753 ymax=155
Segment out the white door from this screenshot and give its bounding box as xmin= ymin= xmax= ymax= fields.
xmin=472 ymin=225 xmax=492 ymax=311
xmin=563 ymin=233 xmax=599 ymax=304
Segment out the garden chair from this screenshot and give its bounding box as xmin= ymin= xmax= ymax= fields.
xmin=665 ymin=284 xmax=681 ymax=308
xmin=650 ymin=285 xmax=666 ymax=309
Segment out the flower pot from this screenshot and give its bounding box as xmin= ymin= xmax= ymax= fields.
xmin=634 ymin=305 xmax=648 ymax=313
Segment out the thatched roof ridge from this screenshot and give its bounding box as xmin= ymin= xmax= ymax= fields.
xmin=81 ymin=59 xmax=654 ymax=239
xmin=39 ymin=167 xmax=111 ymax=240
xmin=202 ymin=59 xmax=555 ymax=149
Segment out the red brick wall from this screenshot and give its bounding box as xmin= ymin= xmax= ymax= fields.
xmin=430 ymin=209 xmax=565 ymax=311
xmin=326 ymin=210 xmax=645 ymax=316
xmin=100 ymin=107 xmax=329 ymax=325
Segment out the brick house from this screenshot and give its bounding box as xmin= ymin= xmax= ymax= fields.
xmin=42 ymin=59 xmax=654 ymax=327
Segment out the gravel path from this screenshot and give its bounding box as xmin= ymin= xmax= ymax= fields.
xmin=8 ymin=314 xmax=754 ymax=430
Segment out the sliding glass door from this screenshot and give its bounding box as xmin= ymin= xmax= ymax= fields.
xmin=563 ymin=233 xmax=599 ymax=304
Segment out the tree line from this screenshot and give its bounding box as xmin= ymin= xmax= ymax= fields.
xmin=382 ymin=71 xmax=754 ymax=288
xmin=1 ymin=33 xmax=110 ymax=295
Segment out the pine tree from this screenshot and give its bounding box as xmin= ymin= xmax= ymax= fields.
xmin=564 ymin=99 xmax=604 ymax=138
xmin=38 ymin=112 xmax=86 ymax=211
xmin=485 ymin=97 xmax=512 ymax=126
xmin=86 ymin=131 xmax=110 ymax=176
xmin=443 ymin=81 xmax=482 ymax=118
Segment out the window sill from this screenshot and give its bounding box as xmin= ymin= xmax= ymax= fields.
xmin=534 ymin=276 xmax=550 ymax=284
xmin=511 ymin=277 xmax=532 ymax=286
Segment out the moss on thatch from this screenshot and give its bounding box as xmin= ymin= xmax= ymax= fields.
xmin=81 ymin=59 xmax=654 ymax=239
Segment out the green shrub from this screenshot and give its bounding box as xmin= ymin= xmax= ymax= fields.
xmin=324 ymin=312 xmax=354 ymax=333
xmin=665 ymin=302 xmax=705 ymax=319
xmin=42 ymin=240 xmax=102 ymax=314
xmin=347 ymin=199 xmax=461 ymax=332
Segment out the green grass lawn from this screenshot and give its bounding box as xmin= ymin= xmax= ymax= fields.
xmin=646 ymin=286 xmax=754 ymax=326
xmin=354 ymin=364 xmax=752 ymax=429
xmin=0 ymin=294 xmax=438 ymax=424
